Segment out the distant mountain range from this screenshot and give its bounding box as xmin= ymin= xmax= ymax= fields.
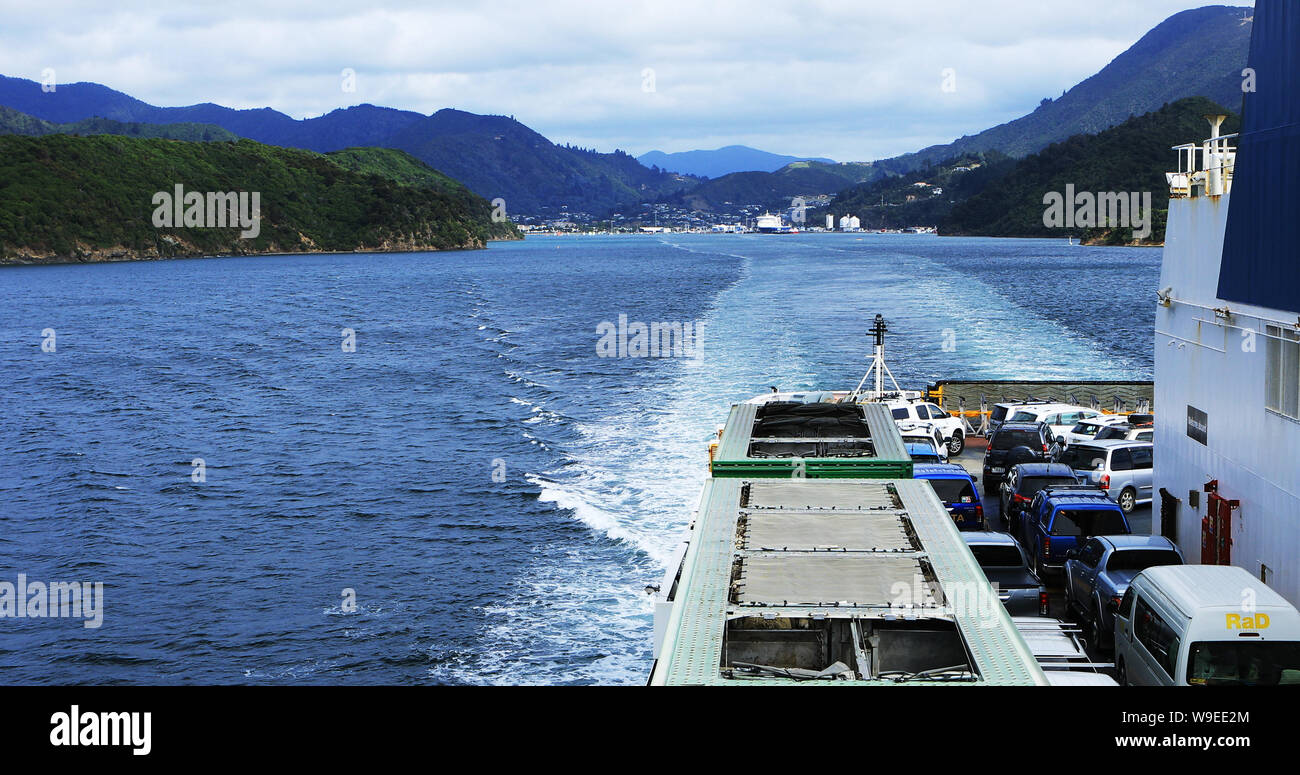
xmin=0 ymin=76 xmax=693 ymax=216
xmin=637 ymin=145 xmax=834 ymax=178
xmin=0 ymin=5 xmax=1254 ymax=224
xmin=879 ymin=5 xmax=1251 ymax=174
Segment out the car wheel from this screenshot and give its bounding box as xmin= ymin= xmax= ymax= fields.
xmin=1118 ymin=487 xmax=1137 ymax=514
xmin=1089 ymin=603 xmax=1108 ymax=654
xmin=947 ymin=432 xmax=965 ymax=456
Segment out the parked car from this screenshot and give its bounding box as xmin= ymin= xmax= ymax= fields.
xmin=1020 ymin=487 xmax=1130 ymax=577
xmin=1003 ymin=403 xmax=1105 ymax=439
xmin=981 ymin=422 xmax=1062 ymax=495
xmin=900 ymin=422 xmax=948 ymax=462
xmin=1064 ymin=535 xmax=1184 ymax=651
xmin=915 ymin=463 xmax=984 ymax=530
xmin=885 ymin=399 xmax=966 ymax=455
xmin=998 ymin=463 xmax=1081 ymax=534
xmin=1114 ymin=565 xmax=1300 ymax=686
xmin=1093 ymin=424 xmax=1154 ymax=443
xmin=963 ymin=532 xmax=1046 ymax=615
xmin=905 ymin=441 xmax=945 ymax=464
xmin=987 ymin=400 xmax=1054 ymax=435
xmin=1056 ymin=440 xmax=1154 ymax=513
xmin=1061 ymin=415 xmax=1130 ymax=445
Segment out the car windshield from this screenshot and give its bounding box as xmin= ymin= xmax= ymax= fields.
xmin=1057 ymin=446 xmax=1106 ymax=470
xmin=1049 ymin=508 xmax=1127 ymax=536
xmin=1009 ymin=411 xmax=1039 ymax=422
xmin=1187 ymin=642 xmax=1300 ymax=686
xmin=1106 ymin=549 xmax=1182 ymax=572
xmin=992 ymin=430 xmax=1041 ymax=450
xmin=927 ymin=479 xmax=976 ymax=504
xmin=1020 ymin=475 xmax=1076 ymax=495
xmin=968 ymin=544 xmax=1023 ymax=568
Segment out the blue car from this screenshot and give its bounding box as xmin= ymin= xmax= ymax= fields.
xmin=1021 ymin=488 xmax=1130 ymax=576
xmin=1063 ymin=535 xmax=1184 ymax=650
xmin=914 ymin=463 xmax=985 ymax=530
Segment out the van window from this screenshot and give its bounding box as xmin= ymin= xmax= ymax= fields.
xmin=1187 ymin=642 xmax=1300 ymax=686
xmin=1134 ymin=598 xmax=1180 ymax=679
xmin=1131 ymin=447 xmax=1154 ymax=469
xmin=1049 ymin=508 xmax=1128 ymax=537
xmin=1119 ymin=588 xmax=1134 ymax=618
xmin=1111 ymin=449 xmax=1133 ymax=471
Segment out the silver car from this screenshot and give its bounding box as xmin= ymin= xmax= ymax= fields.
xmin=1054 ymin=440 xmax=1153 ymax=513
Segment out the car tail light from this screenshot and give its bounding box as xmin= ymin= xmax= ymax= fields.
xmin=1014 ymin=493 xmax=1030 ymax=504
xmin=1039 ymin=591 xmax=1050 ymax=617
xmin=1100 ymin=474 xmax=1111 ymax=490
xmin=975 ymin=502 xmax=984 ymax=520
xmin=1111 ymin=595 xmax=1123 ymax=611
xmin=1042 ymin=536 xmax=1050 ymax=558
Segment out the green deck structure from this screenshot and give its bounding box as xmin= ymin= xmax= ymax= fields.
xmin=710 ymin=402 xmax=913 ymax=479
xmin=649 ymin=478 xmax=1048 ymax=686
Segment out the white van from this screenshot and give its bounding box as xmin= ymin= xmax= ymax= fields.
xmin=1113 ymin=565 xmax=1300 ymax=686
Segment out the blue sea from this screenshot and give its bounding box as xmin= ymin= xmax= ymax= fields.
xmin=0 ymin=234 xmax=1158 ymax=685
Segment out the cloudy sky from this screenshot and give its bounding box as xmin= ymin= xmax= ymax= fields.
xmin=1 ymin=0 xmax=1251 ymax=161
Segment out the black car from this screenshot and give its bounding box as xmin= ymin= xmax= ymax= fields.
xmin=981 ymin=422 xmax=1062 ymax=495
xmin=997 ymin=463 xmax=1081 ymax=533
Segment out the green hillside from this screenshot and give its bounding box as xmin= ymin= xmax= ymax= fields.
xmin=0 ymin=135 xmax=519 ymax=264
xmin=0 ymin=104 xmax=237 ymax=141
xmin=819 ymin=152 xmax=1017 ymax=229
xmin=940 ymin=97 xmax=1239 ymax=244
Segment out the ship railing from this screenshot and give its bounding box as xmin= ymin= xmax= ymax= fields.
xmin=1168 ymin=133 xmax=1237 ymax=198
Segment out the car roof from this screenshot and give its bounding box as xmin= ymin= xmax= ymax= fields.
xmin=1007 ymin=403 xmax=1093 ymax=414
xmin=912 ymin=463 xmax=972 ymax=479
xmin=960 ymin=531 xmax=1018 ymax=546
xmin=1139 ymin=565 xmax=1293 ymax=611
xmin=995 ymin=422 xmax=1046 ymax=432
xmin=1011 ymin=463 xmax=1075 ymax=476
xmin=1043 ymin=490 xmax=1119 ymax=507
xmin=1071 ymin=439 xmax=1152 ymax=450
xmin=1096 ymin=535 xmax=1178 ymax=550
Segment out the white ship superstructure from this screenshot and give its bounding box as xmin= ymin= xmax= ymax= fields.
xmin=1153 ymin=0 xmax=1300 ymax=607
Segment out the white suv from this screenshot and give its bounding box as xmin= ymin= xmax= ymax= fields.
xmin=1062 ymin=415 xmax=1130 ymax=445
xmin=1004 ymin=404 xmax=1105 ymax=439
xmin=884 ymin=399 xmax=966 ymax=454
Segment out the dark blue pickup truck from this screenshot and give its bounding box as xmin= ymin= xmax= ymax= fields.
xmin=1020 ymin=488 xmax=1130 ymax=577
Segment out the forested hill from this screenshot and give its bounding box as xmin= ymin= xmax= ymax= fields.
xmin=0 ymin=135 xmax=520 ymax=265
xmin=940 ymin=97 xmax=1240 ymax=244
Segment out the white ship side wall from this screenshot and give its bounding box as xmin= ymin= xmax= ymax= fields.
xmin=1155 ymin=193 xmax=1300 ymax=607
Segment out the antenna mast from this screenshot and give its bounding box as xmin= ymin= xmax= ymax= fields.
xmin=850 ymin=314 xmax=903 ymax=400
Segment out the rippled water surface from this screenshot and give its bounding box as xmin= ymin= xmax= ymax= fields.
xmin=0 ymin=234 xmax=1158 ymax=684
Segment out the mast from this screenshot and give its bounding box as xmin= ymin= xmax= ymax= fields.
xmin=850 ymin=314 xmax=903 ymax=400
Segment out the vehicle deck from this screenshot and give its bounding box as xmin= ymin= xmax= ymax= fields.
xmin=650 ymin=477 xmax=1048 ymax=685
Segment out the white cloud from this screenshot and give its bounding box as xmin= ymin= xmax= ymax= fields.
xmin=0 ymin=0 xmax=1251 ymax=160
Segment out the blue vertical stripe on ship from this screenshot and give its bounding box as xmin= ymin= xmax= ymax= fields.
xmin=1218 ymin=0 xmax=1300 ymax=315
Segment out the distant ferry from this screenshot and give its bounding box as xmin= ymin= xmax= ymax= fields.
xmin=754 ymin=212 xmax=798 ymax=234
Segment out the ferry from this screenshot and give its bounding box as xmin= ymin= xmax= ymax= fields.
xmin=754 ymin=212 xmax=796 ymax=234
xmin=1152 ymin=0 xmax=1300 ymax=609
